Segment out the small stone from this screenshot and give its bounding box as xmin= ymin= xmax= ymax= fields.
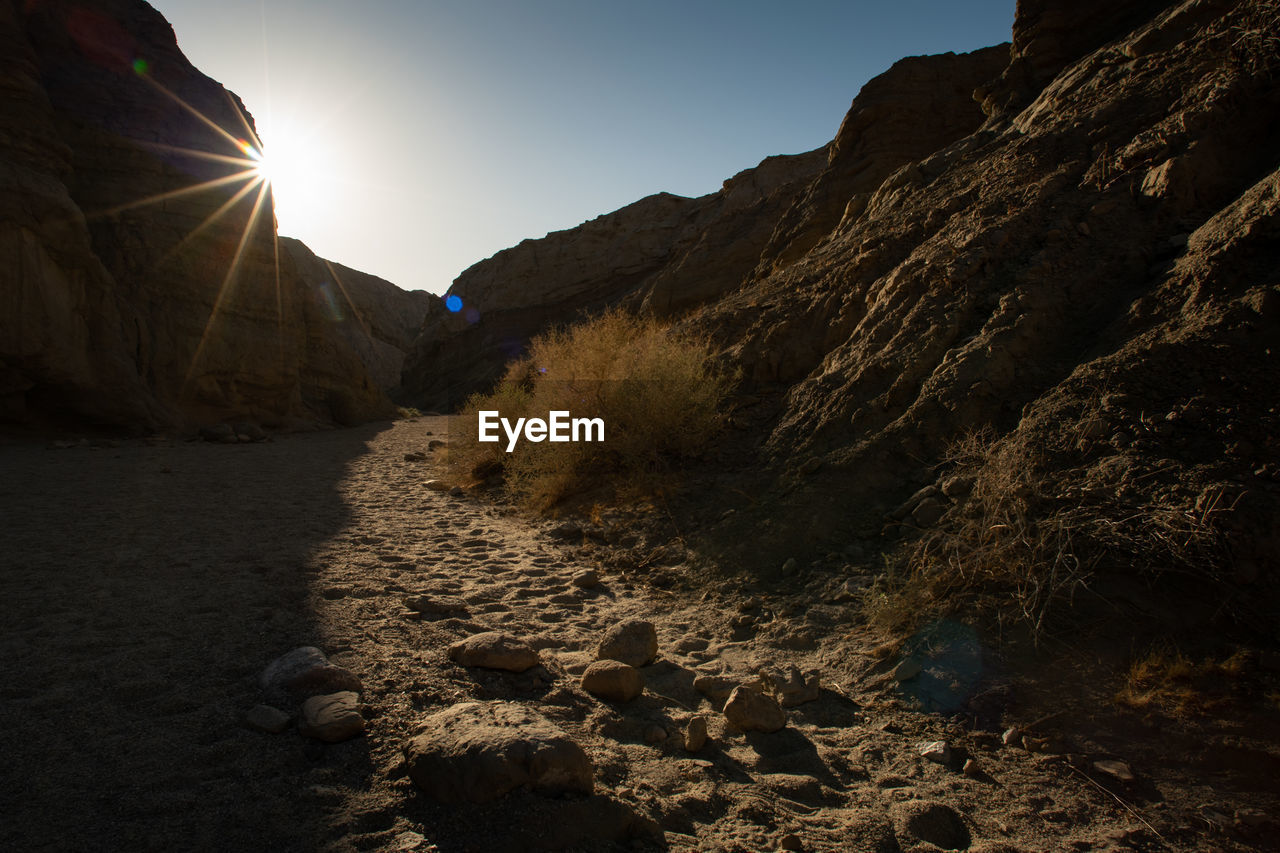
xmin=571 ymin=569 xmax=600 ymax=589
xmin=581 ymin=660 xmax=643 ymax=702
xmin=761 ymin=665 xmax=821 ymax=707
xmin=298 ymin=691 xmax=365 ymax=743
xmin=260 ymin=647 xmax=361 ymax=702
xmin=962 ymin=758 xmax=980 ymax=778
xmin=893 ymin=658 xmax=923 ymax=681
xmin=427 ymin=439 xmax=446 ymax=450
xmin=403 ymin=701 xmax=593 ymax=803
xmin=940 ymin=475 xmax=974 ymax=498
xmin=448 ymin=631 xmax=540 ymax=672
xmin=403 ymin=451 xmax=427 ymax=462
xmin=920 ymin=741 xmax=952 ymax=765
xmin=596 ymin=619 xmax=658 ymax=667
xmin=693 ymin=674 xmax=738 ymax=703
xmin=1092 ymin=759 xmax=1135 ymax=782
xmin=684 ymin=716 xmax=708 ymax=752
xmin=1001 ymin=726 xmax=1022 ymax=746
xmin=781 ymin=557 xmax=799 ymax=575
xmin=643 ymin=724 xmax=668 ymax=744
xmin=424 ymin=479 xmax=450 ymax=491
xmin=723 ymin=686 xmax=786 ymax=733
xmin=244 ymin=704 xmax=290 ymax=733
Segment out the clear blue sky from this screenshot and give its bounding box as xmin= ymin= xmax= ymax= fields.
xmin=148 ymin=1 xmax=1013 ymax=293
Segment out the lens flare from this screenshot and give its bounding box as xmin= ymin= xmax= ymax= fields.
xmin=445 ymin=294 xmax=463 ymax=313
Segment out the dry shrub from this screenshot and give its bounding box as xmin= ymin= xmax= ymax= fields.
xmin=867 ymin=427 xmax=1232 ymax=642
xmin=1115 ymin=646 xmax=1252 ymax=717
xmin=451 ymin=310 xmax=731 ymax=510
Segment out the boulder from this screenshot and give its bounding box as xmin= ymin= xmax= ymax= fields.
xmin=403 ymin=702 xmax=594 ymax=803
xmin=580 ymin=660 xmax=643 ymax=702
xmin=722 ymin=686 xmax=786 ymax=733
xmin=298 ymin=691 xmax=365 ymax=743
xmin=448 ymin=632 xmax=540 ymax=672
xmin=596 ymin=619 xmax=658 ymax=667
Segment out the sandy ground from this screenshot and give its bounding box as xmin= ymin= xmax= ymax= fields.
xmin=2 ymin=418 xmax=1276 ymax=852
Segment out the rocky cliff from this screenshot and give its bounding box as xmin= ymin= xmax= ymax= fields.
xmin=410 ymin=0 xmax=1280 ymax=625
xmin=0 ymin=0 xmax=427 ymax=431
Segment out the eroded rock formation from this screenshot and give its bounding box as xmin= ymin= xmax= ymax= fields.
xmin=0 ymin=0 xmax=427 ymax=430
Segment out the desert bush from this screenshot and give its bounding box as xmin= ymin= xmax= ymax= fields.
xmin=451 ymin=310 xmax=731 ymax=510
xmin=865 ymin=426 xmax=1232 ymax=643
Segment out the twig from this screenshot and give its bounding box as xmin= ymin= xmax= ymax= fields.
xmin=1067 ymin=764 xmax=1168 ymax=845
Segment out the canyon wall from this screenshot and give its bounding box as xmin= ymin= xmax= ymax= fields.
xmin=0 ymin=0 xmax=429 ymax=431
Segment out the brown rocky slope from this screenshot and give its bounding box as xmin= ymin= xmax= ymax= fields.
xmin=409 ymin=0 xmax=1280 ymax=642
xmin=0 ymin=0 xmax=430 ymax=431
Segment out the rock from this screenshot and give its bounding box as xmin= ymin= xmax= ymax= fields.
xmin=643 ymin=724 xmax=668 ymax=744
xmin=940 ymin=475 xmax=974 ymax=498
xmin=761 ymin=665 xmax=821 ymax=707
xmin=403 ymin=451 xmax=427 ymax=462
xmin=693 ymin=674 xmax=739 ymax=704
xmin=963 ymin=758 xmax=981 ymax=777
xmin=448 ymin=486 xmax=465 ymax=497
xmin=890 ymin=800 xmax=971 ymax=851
xmin=596 ymin=619 xmax=658 ymax=667
xmin=244 ymin=704 xmax=291 ymax=734
xmin=571 ymin=569 xmax=600 ymax=589
xmin=260 ymin=647 xmax=362 ymax=703
xmin=1002 ymin=727 xmax=1022 ymax=746
xmin=403 ymin=702 xmax=594 ymax=802
xmin=298 ymin=691 xmax=365 ymax=743
xmin=893 ymin=658 xmax=923 ymax=681
xmin=232 ymin=422 xmax=266 ymax=441
xmin=424 ymin=479 xmax=451 ymax=491
xmin=427 ymin=439 xmax=446 ymax=449
xmin=200 ymin=424 xmax=235 ymax=443
xmin=781 ymin=557 xmax=799 ymax=575
xmin=722 ymin=686 xmax=786 ymax=733
xmin=581 ymin=660 xmax=643 ymax=702
xmin=919 ymin=740 xmax=952 ymax=765
xmin=684 ymin=716 xmax=709 ymax=752
xmin=912 ymin=497 xmax=947 ymax=527
xmin=1092 ymin=759 xmax=1135 ymax=783
xmin=448 ymin=632 xmax=540 ymax=672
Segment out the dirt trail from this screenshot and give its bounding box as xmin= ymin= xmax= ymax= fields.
xmin=1 ymin=419 xmax=1272 ymax=852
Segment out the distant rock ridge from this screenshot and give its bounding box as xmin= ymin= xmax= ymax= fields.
xmin=0 ymin=0 xmax=429 ymax=430
xmin=401 ymin=45 xmax=1006 ymax=410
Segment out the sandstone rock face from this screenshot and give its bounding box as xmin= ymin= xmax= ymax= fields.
xmin=280 ymin=237 xmax=432 ymax=393
xmin=403 ymin=702 xmax=594 ymax=803
xmin=1 ymin=0 xmax=422 ymax=429
xmin=402 ymin=150 xmax=824 ymax=409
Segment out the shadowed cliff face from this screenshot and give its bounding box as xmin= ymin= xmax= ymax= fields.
xmin=400 ymin=46 xmax=1007 ymax=411
xmin=405 ymin=0 xmax=1280 ymax=615
xmin=0 ymin=0 xmax=424 ymax=430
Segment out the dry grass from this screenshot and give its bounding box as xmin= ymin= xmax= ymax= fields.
xmin=450 ymin=310 xmax=731 ymax=511
xmin=865 ymin=425 xmax=1232 ymax=643
xmin=1115 ymin=646 xmax=1253 ymax=717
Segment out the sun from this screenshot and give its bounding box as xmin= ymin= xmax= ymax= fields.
xmin=236 ymin=138 xmax=271 ymax=182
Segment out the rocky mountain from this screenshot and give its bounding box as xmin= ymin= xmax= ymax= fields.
xmin=407 ymin=0 xmax=1280 ymax=625
xmin=0 ymin=0 xmax=429 ymax=431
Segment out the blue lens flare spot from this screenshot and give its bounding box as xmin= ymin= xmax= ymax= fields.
xmin=445 ymin=294 xmax=463 ymax=313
